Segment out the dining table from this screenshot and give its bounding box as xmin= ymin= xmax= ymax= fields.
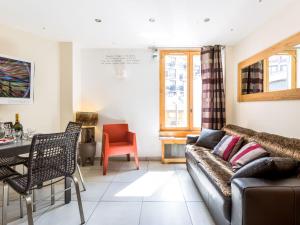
xmin=0 ymin=140 xmax=72 ymax=204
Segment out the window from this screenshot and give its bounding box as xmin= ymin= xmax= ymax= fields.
xmin=160 ymin=50 xmax=201 ymax=136
xmin=265 ymin=51 xmax=296 ymax=92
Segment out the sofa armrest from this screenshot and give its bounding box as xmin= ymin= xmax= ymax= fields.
xmin=231 ymin=178 xmax=300 ymax=225
xmin=186 ymin=135 xmax=199 ymax=145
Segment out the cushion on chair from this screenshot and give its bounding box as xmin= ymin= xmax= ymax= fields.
xmin=230 ymin=142 xmax=269 ymax=171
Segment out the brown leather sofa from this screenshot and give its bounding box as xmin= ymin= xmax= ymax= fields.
xmin=186 ymin=124 xmax=300 ymax=225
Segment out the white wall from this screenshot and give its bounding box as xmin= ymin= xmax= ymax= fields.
xmin=0 ymin=24 xmax=61 ymax=133
xmin=60 ymin=42 xmax=74 ymax=130
xmin=79 ymin=49 xmax=160 ymax=157
xmin=228 ymin=0 xmax=300 ymax=138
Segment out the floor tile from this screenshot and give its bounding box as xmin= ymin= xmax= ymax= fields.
xmin=113 ymin=170 xmax=147 ymax=183
xmin=101 ymin=183 xmax=143 ymax=202
xmin=34 ymin=201 xmax=97 ymax=225
xmin=139 ymin=202 xmax=192 ymax=225
xmin=2 ymin=161 xmax=216 ymax=225
xmin=147 ymin=161 xmax=176 ymax=171
xmin=187 ymin=202 xmax=215 ymax=225
xmin=86 ymin=202 xmax=141 ymax=225
xmin=177 ymin=171 xmax=203 ymax=202
xmin=57 ymin=182 xmax=110 ymax=202
xmin=120 ymin=161 xmax=148 ymax=171
xmin=82 ymin=169 xmax=118 ymax=183
xmin=143 ymin=173 xmax=184 ymax=202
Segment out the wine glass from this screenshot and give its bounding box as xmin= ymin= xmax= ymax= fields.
xmin=0 ymin=123 xmax=5 ymax=139
xmin=27 ymin=128 xmax=36 ymax=139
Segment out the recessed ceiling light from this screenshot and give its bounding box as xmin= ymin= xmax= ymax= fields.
xmin=258 ymin=0 xmax=262 ymax=3
xmin=95 ymin=18 xmax=102 ymax=23
xmin=203 ymin=18 xmax=210 ymax=23
xmin=230 ymin=28 xmax=234 ymax=32
xmin=149 ymin=18 xmax=156 ymax=23
xmin=42 ymin=27 xmax=46 ymax=30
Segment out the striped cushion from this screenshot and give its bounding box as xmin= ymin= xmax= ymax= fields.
xmin=212 ymin=135 xmax=241 ymax=161
xmin=230 ymin=142 xmax=269 ymax=171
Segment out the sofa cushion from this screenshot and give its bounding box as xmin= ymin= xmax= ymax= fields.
xmin=212 ymin=135 xmax=242 ymax=161
xmin=185 ymin=144 xmax=211 ymax=163
xmin=228 ymin=137 xmax=244 ymax=161
xmin=230 ymin=142 xmax=269 ymax=171
xmin=231 ymin=157 xmax=299 ymax=181
xmin=195 ymin=128 xmax=225 ymax=149
xmin=189 ymin=150 xmax=234 ymax=197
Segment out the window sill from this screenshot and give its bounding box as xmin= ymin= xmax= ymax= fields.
xmin=159 ymin=130 xmax=200 ymax=138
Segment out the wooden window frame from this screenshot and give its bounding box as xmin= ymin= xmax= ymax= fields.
xmin=159 ymin=50 xmax=201 ymax=137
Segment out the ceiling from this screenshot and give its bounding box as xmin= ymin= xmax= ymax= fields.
xmin=0 ymin=0 xmax=296 ymax=48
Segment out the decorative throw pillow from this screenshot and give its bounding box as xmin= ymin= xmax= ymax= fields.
xmin=231 ymin=157 xmax=299 ymax=181
xmin=229 ymin=142 xmax=269 ymax=171
xmin=195 ymin=129 xmax=225 ymax=149
xmin=227 ymin=137 xmax=244 ymax=161
xmin=212 ymin=135 xmax=242 ymax=161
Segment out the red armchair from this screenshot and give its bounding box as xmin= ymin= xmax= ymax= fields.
xmin=101 ymin=124 xmax=139 ymax=175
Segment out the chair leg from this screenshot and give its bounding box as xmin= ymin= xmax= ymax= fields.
xmin=2 ymin=183 xmax=9 ymax=225
xmin=32 ymin=189 xmax=36 ymax=212
xmin=72 ymin=176 xmax=85 ymax=225
xmin=7 ymin=187 xmax=9 ymax=206
xmin=126 ymin=154 xmax=130 ymax=161
xmin=100 ymin=151 xmax=104 ymax=166
xmin=51 ymin=181 xmax=55 ymax=205
xmin=24 ymin=195 xmax=34 ymax=225
xmin=19 ymin=195 xmax=23 ymax=218
xmin=77 ymin=163 xmax=87 ymax=192
xmin=103 ymin=155 xmax=109 ymax=175
xmin=134 ymin=152 xmax=139 ymax=170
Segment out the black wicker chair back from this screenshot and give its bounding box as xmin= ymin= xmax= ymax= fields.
xmin=65 ymin=121 xmax=82 ymax=134
xmin=25 ymin=130 xmax=80 ymax=192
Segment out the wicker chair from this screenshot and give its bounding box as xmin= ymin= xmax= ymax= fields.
xmin=65 ymin=122 xmax=86 ymax=191
xmin=2 ymin=131 xmax=85 ymax=225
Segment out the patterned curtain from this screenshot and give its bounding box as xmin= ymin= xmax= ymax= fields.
xmin=201 ymin=45 xmax=225 ymax=130
xmin=241 ymin=61 xmax=264 ymax=94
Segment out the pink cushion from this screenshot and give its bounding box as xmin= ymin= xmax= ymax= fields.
xmin=230 ymin=142 xmax=269 ymax=171
xmin=212 ymin=135 xmax=241 ymax=161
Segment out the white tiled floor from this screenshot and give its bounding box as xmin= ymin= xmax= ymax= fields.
xmin=2 ymin=160 xmax=215 ymax=225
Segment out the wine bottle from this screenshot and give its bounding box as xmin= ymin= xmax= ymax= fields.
xmin=13 ymin=113 xmax=23 ymax=132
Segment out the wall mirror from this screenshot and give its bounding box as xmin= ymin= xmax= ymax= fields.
xmin=238 ymin=32 xmax=300 ymax=102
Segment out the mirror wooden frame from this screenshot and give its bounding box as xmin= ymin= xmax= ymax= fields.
xmin=238 ymin=32 xmax=300 ymax=102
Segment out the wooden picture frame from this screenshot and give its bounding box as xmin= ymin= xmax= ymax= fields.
xmin=238 ymin=32 xmax=300 ymax=102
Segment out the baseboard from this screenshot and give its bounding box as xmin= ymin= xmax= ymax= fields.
xmin=94 ymin=156 xmax=161 ymax=161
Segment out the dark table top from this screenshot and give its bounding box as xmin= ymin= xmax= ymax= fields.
xmin=0 ymin=140 xmax=31 ymax=157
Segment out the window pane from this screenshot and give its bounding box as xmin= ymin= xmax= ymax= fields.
xmin=268 ymin=54 xmax=292 ymax=91
xmin=192 ymin=55 xmax=202 ymax=128
xmin=164 ymin=55 xmax=188 ymax=128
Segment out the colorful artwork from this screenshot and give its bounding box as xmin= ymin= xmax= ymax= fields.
xmin=0 ymin=55 xmax=33 ymax=104
xmin=0 ymin=56 xmax=34 ymax=104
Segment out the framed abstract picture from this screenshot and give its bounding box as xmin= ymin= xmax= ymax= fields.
xmin=0 ymin=54 xmax=34 ymax=104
